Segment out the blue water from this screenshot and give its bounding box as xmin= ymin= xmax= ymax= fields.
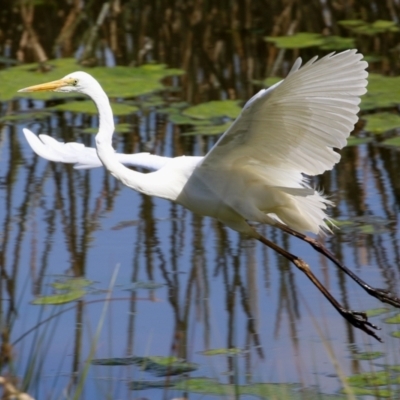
xmin=1 ymin=105 xmax=400 ymax=399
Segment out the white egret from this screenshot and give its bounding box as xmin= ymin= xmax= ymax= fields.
xmin=19 ymin=50 xmax=400 ymax=341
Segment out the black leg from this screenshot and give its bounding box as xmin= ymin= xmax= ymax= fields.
xmin=276 ymin=223 xmax=400 ymax=308
xmin=256 ymin=232 xmax=382 ymax=342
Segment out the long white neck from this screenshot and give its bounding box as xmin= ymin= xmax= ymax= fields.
xmin=88 ymin=83 xmax=150 ymax=194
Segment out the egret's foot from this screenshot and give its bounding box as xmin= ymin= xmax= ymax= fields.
xmin=367 ymin=287 xmax=400 ymax=308
xmin=340 ymin=309 xmax=382 ymax=342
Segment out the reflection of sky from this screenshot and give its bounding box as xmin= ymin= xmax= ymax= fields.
xmin=1 ymin=115 xmax=400 ymax=399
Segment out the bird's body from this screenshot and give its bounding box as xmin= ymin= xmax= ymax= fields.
xmin=21 ymin=50 xmax=367 ymax=236
xmin=20 ymin=49 xmax=400 ymax=341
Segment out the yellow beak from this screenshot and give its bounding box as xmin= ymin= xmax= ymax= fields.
xmin=18 ymin=78 xmax=72 ymax=93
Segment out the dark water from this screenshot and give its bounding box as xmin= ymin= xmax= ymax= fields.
xmin=2 ymin=2 xmax=400 ymax=399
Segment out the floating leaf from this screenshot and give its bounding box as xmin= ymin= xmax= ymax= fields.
xmin=174 ymin=379 xmax=345 ymax=399
xmin=318 ymin=36 xmax=355 ymax=50
xmin=183 ymin=100 xmax=241 ymax=120
xmin=339 ymin=19 xmax=399 ymax=35
xmin=346 ymin=137 xmax=372 ymax=147
xmin=263 ymin=77 xmax=282 ymax=87
xmin=359 ymin=224 xmax=375 ymax=234
xmin=158 ymin=102 xmax=189 ymax=114
xmin=83 ymin=122 xmax=132 ymax=135
xmin=385 ymin=314 xmax=400 ymax=324
xmin=92 ymin=355 xmax=197 ymax=377
xmin=365 ymin=307 xmax=390 ymax=317
xmin=331 ymin=219 xmax=354 ymax=228
xmin=129 ymin=379 xmax=182 ymax=390
xmin=353 ymin=351 xmax=384 ymax=360
xmin=364 ymin=54 xmax=384 ymax=63
xmin=347 ymin=370 xmax=390 ymax=386
xmin=201 ymin=347 xmax=242 ymax=356
xmin=31 ymin=277 xmax=93 ymax=305
xmin=265 ymin=33 xmax=354 ymax=51
xmin=184 ymin=121 xmax=232 ymax=136
xmin=50 ymin=100 xmax=138 ymax=116
xmin=338 ymin=20 xmax=365 ymax=28
xmin=382 ymin=137 xmax=400 ymax=148
xmin=390 ymin=331 xmax=400 ymax=338
xmin=31 ymin=288 xmax=85 ymax=305
xmin=265 ymin=33 xmax=323 ymax=49
xmin=361 ymin=74 xmax=400 ymax=111
xmin=363 ymin=112 xmax=400 ymax=134
xmin=169 ymin=113 xmax=212 ymax=126
xmin=51 ymin=277 xmax=93 ymax=290
xmin=0 ymin=111 xmax=51 ymax=122
xmin=138 ymin=94 xmax=166 ymax=108
xmin=344 ymin=387 xmax=391 ymax=397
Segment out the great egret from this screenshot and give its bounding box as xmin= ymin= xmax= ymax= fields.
xmin=19 ymin=50 xmax=400 ymax=342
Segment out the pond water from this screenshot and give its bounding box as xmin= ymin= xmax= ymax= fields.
xmin=2 ymin=75 xmax=400 ymax=400
xmin=1 ymin=5 xmax=400 ymax=399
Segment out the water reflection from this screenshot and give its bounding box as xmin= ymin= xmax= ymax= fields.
xmin=2 ymin=87 xmax=400 ymax=399
xmin=2 ymin=8 xmax=400 ymax=398
xmin=1 ymin=102 xmax=399 ymax=396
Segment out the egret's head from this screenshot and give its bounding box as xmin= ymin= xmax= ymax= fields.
xmin=18 ymin=71 xmax=98 ymax=95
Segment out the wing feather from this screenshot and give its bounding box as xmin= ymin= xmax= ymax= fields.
xmin=200 ymin=50 xmax=368 ymax=180
xmin=23 ymin=128 xmax=170 ymax=171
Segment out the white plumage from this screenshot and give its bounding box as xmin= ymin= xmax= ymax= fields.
xmin=21 ymin=50 xmax=368 ymax=236
xmin=21 ymin=49 xmax=400 ymax=341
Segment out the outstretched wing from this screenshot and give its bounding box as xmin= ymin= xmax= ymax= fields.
xmin=200 ymin=50 xmax=368 ymax=185
xmin=23 ymin=128 xmax=170 ymax=171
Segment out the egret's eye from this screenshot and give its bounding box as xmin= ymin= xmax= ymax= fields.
xmin=72 ymin=79 xmax=78 ymax=86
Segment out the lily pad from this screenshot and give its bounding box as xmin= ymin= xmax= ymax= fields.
xmin=31 ymin=288 xmax=85 ymax=305
xmin=158 ymin=102 xmax=189 ymax=114
xmin=201 ymin=347 xmax=242 ymax=356
xmin=0 ymin=110 xmax=51 ymax=122
xmin=361 ymin=74 xmax=400 ymax=111
xmin=390 ymin=331 xmax=400 ymax=338
xmin=263 ymin=76 xmax=282 ymax=87
xmin=4 ymin=58 xmax=184 ymax=102
xmin=169 ymin=113 xmax=212 ymax=126
xmin=174 ymin=379 xmax=347 ymax=399
xmin=184 ymin=121 xmax=233 ymax=136
xmin=92 ymin=355 xmax=197 ymax=376
xmin=365 ymin=307 xmax=390 ymax=317
xmin=347 ymin=370 xmax=391 ymax=386
xmin=51 ymin=277 xmax=93 ymax=290
xmin=364 ymin=55 xmax=384 ymax=63
xmin=318 ymin=36 xmax=355 ymax=50
xmin=385 ymin=314 xmax=400 ymax=324
xmin=344 ymin=387 xmax=391 ymax=397
xmin=352 ymin=351 xmax=384 ymax=360
xmin=359 ymin=224 xmax=376 ymax=234
xmin=81 ymin=122 xmax=132 ymax=134
xmin=362 ymin=112 xmax=400 ymax=134
xmin=50 ymin=100 xmax=138 ymax=116
xmin=31 ymin=277 xmax=92 ymax=305
xmin=183 ymin=100 xmax=241 ymax=120
xmin=339 ymin=19 xmax=399 ymax=35
xmin=346 ymin=137 xmax=372 ymax=147
xmin=265 ymin=33 xmax=354 ymax=50
xmin=265 ymin=33 xmax=323 ymax=49
xmin=337 ymin=20 xmax=365 ymax=28
xmin=381 ymin=137 xmax=400 ymax=148
xmin=129 ymin=379 xmax=182 ymax=390
xmin=137 ymin=94 xmax=166 ymax=108
xmin=331 ymin=219 xmax=354 ymax=228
